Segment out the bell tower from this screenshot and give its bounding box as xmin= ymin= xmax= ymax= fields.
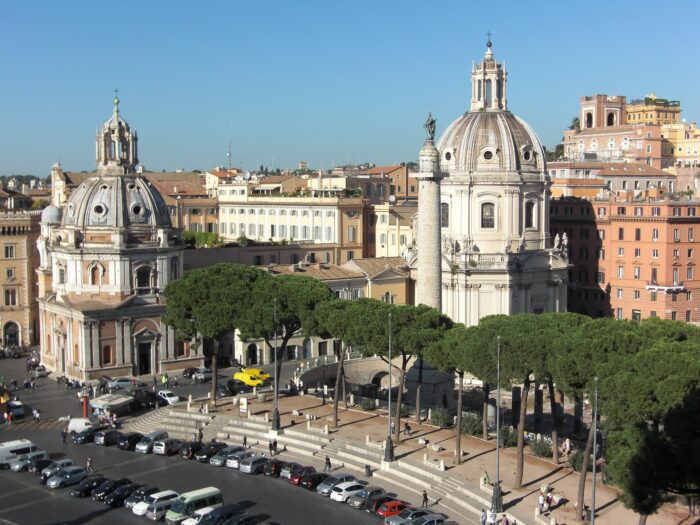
xmin=96 ymin=91 xmax=138 ymax=176
xmin=470 ymin=36 xmax=507 ymax=112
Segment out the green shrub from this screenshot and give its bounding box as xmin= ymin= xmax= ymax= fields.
xmin=529 ymin=439 xmax=553 ymax=458
xmin=568 ymin=449 xmax=589 ymax=472
xmin=430 ymin=408 xmax=453 ymax=428
xmin=460 ymin=412 xmax=482 ymax=436
xmin=360 ymin=397 xmax=376 ymax=411
xmin=399 ymin=405 xmax=411 ymax=418
xmin=500 ymin=426 xmax=518 ymax=448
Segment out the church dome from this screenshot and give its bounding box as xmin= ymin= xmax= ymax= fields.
xmin=437 ymin=111 xmax=546 ymax=173
xmin=62 ymin=174 xmax=171 ymax=229
xmin=41 ymin=204 xmax=63 ymax=224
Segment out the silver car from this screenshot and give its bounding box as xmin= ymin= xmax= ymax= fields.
xmin=411 ymin=515 xmax=446 ymax=525
xmin=239 ymin=455 xmax=266 ymax=474
xmin=47 ymin=466 xmax=87 ymax=488
xmin=225 ymin=451 xmax=256 ymax=469
xmin=316 ymin=473 xmax=356 ymax=496
xmin=209 ymin=446 xmax=244 ymax=467
xmin=144 ymin=497 xmax=177 ymax=521
xmin=9 ymin=450 xmax=48 ymax=472
xmin=385 ymin=507 xmax=431 ymax=525
xmin=41 ymin=459 xmax=74 ymax=478
xmin=154 ymin=438 xmax=184 ymax=456
xmin=135 ymin=431 xmax=168 ymax=453
xmin=348 ymin=485 xmax=385 ymax=509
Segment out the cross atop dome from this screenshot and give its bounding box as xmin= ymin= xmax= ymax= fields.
xmin=486 ymin=31 xmax=493 ymax=49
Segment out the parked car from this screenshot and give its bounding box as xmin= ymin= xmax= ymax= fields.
xmin=133 ymin=489 xmax=179 ymax=517
xmin=215 ymin=385 xmax=232 ymax=399
xmin=288 ymin=466 xmax=316 ymax=485
xmin=226 ymin=380 xmax=253 ymax=395
xmin=209 ymin=446 xmax=244 ymax=467
xmin=7 ymin=401 xmax=25 ymax=418
xmin=41 ymin=459 xmax=74 ymax=484
xmin=29 ymin=457 xmax=53 ymax=475
xmin=195 ymin=442 xmax=227 ymax=463
xmin=193 ymin=368 xmax=213 ymax=383
xmin=154 ymin=438 xmax=184 ymax=456
xmin=94 ymin=429 xmax=123 ymax=446
xmin=182 ymin=368 xmax=198 ymax=379
xmin=199 ymin=503 xmax=244 ymax=525
xmin=158 ymin=390 xmax=180 ymax=405
xmin=117 ymin=432 xmax=144 ymax=451
xmin=222 ymin=514 xmax=266 ymax=525
xmin=108 ymin=377 xmax=133 ymax=391
xmin=299 ymin=472 xmax=329 ymax=490
xmin=68 ymin=417 xmax=97 ymax=435
xmin=179 ymin=441 xmax=205 ymax=460
xmin=377 ymin=500 xmax=409 ymax=519
xmin=279 ymin=462 xmax=302 ymax=480
xmin=124 ymin=485 xmax=160 ymax=509
xmin=104 ymin=483 xmax=142 ymax=507
xmin=73 ymin=426 xmax=102 ymax=445
xmin=225 ymin=450 xmax=256 ymax=469
xmin=135 ymin=430 xmax=168 ymax=453
xmin=182 ymin=505 xmax=217 ymax=525
xmin=239 ymin=455 xmax=267 ymax=474
xmin=91 ymin=477 xmax=132 ymax=501
xmin=366 ymin=494 xmax=396 ymax=514
xmin=31 ymin=365 xmax=48 ymax=378
xmin=47 ymin=466 xmax=87 ymax=489
xmin=132 ymin=390 xmax=158 ymax=410
xmin=330 ymin=481 xmax=365 ymax=503
xmin=316 ymin=473 xmax=356 ymax=496
xmin=9 ymin=450 xmax=48 ymax=472
xmin=232 ymin=372 xmax=265 ymax=388
xmin=70 ymin=476 xmax=108 ymax=497
xmin=262 ymin=459 xmax=287 ymax=477
xmin=348 ymin=485 xmax=386 ymax=509
xmin=385 ymin=507 xmax=431 ymax=525
xmin=411 ymin=514 xmax=446 ymax=525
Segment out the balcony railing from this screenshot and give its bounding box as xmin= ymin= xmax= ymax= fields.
xmin=645 ymin=281 xmax=685 ymax=293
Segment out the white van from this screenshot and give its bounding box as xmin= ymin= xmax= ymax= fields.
xmin=182 ymin=505 xmax=216 ymax=525
xmin=133 ymin=489 xmax=179 ymax=516
xmin=165 ymin=487 xmax=223 ymax=524
xmin=0 ymin=440 xmax=40 ymax=464
xmin=67 ymin=418 xmax=96 ymax=435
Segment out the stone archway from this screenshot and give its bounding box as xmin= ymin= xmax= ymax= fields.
xmin=246 ymin=343 xmax=258 ymax=366
xmin=3 ymin=322 xmax=19 ymax=346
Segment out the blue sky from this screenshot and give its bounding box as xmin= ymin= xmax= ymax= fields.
xmin=2 ymin=0 xmax=699 ymax=175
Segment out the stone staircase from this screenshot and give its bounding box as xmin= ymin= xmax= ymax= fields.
xmin=124 ymin=406 xmax=213 ymax=440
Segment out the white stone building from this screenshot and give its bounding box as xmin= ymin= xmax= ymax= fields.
xmin=410 ymin=41 xmax=569 ymax=325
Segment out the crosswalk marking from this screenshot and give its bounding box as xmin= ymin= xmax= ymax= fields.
xmin=0 ymin=418 xmax=66 ymax=431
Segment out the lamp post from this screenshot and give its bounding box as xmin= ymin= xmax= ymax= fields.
xmin=384 ymin=312 xmax=394 ymax=462
xmin=321 ymin=362 xmax=326 ymax=405
xmin=591 ymin=376 xmax=599 ymax=525
xmin=271 ymin=299 xmax=281 ymax=431
xmin=490 ymin=335 xmax=503 ymax=515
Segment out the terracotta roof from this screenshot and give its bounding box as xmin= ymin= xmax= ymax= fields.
xmin=208 ymin=170 xmax=237 ymax=178
xmin=343 ymin=257 xmax=410 ymax=277
xmin=597 ymin=163 xmax=671 ymax=177
xmin=265 ymin=262 xmax=364 ymax=281
xmin=147 ymin=178 xmax=208 ymax=197
xmin=360 ymin=165 xmax=404 ymax=176
xmin=572 ymin=125 xmax=636 ymax=137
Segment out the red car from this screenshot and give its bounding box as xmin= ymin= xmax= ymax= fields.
xmin=288 ymin=466 xmax=316 ymax=486
xmin=300 ymin=472 xmax=329 ymax=490
xmin=376 ymin=500 xmax=409 ymax=518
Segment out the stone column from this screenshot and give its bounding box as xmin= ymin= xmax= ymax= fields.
xmin=412 ymin=139 xmax=444 ymax=310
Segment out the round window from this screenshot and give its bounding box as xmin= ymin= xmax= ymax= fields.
xmin=132 ymin=204 xmax=142 ymax=215
xmin=127 ymin=183 xmax=136 ymax=191
xmin=94 ymin=204 xmax=106 ymax=215
xmin=483 ymin=150 xmax=494 ymax=160
xmin=445 ymin=152 xmax=452 ymax=161
xmin=101 ymin=184 xmax=109 ymax=191
xmin=524 ymin=151 xmax=531 ymax=161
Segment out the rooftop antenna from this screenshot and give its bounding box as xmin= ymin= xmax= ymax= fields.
xmin=227 ymin=140 xmax=232 ymax=170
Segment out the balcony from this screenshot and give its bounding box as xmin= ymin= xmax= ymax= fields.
xmin=645 ymin=281 xmax=685 ymax=293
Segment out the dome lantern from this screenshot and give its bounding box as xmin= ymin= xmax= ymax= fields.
xmin=470 ymin=38 xmax=507 ymax=112
xmin=96 ymin=92 xmax=138 ymax=176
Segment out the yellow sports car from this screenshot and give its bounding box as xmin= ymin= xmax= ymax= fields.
xmin=243 ymin=368 xmax=270 ymax=381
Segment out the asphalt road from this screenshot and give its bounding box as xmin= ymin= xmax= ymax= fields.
xmin=0 ymin=357 xmax=377 ymax=525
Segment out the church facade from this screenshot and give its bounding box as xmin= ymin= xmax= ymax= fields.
xmin=37 ymin=97 xmax=201 ymax=381
xmin=410 ymin=41 xmax=569 ymax=325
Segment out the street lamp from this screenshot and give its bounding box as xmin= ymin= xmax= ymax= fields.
xmin=591 ymin=376 xmax=599 ymax=525
xmin=271 ymin=299 xmax=281 ymax=431
xmin=490 ymin=335 xmax=503 ymax=515
xmin=384 ymin=312 xmax=394 ymax=462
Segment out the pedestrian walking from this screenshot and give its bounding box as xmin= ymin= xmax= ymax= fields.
xmin=161 ymin=374 xmax=167 ymax=388
xmin=537 ymin=493 xmax=545 ymax=513
xmin=31 ymin=380 xmax=37 ymax=390
xmin=268 ymin=441 xmax=273 ymax=456
xmin=33 ymin=409 xmax=40 ymax=423
xmin=242 ymin=436 xmax=247 ymax=448
xmin=403 ymin=422 xmax=411 ymax=436
xmin=272 ymin=439 xmax=278 ymax=455
xmin=480 ymin=509 xmax=487 ymax=525
xmin=421 ymin=490 xmax=429 ymax=508
xmin=500 ymin=514 xmax=509 ymax=525
xmin=86 ymin=457 xmax=94 ymax=472
xmin=61 ymin=428 xmax=67 ymax=444
xmin=323 ymin=455 xmax=331 ymax=473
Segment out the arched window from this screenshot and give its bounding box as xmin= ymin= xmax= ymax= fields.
xmin=481 ymin=202 xmax=495 ymax=229
xmin=585 ymin=113 xmax=593 ymax=129
xmin=477 ymin=79 xmax=482 ymax=101
xmin=525 ymin=201 xmax=535 ymax=228
xmin=170 ymin=258 xmax=179 ymax=281
xmin=607 ymin=112 xmax=615 ymax=126
xmin=90 ymin=265 xmax=101 ymax=286
xmin=440 ymin=202 xmax=449 ymax=228
xmin=135 ymin=266 xmax=151 ymax=295
xmin=484 ymin=80 xmax=492 ymax=108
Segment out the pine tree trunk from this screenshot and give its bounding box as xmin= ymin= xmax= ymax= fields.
xmin=482 ymin=382 xmax=490 ymax=440
xmin=576 ymin=419 xmax=596 ymax=522
xmin=548 ymin=380 xmax=560 ymax=464
xmin=210 ymin=340 xmax=219 ymax=405
xmin=455 ymin=372 xmax=464 ymax=464
xmin=514 ymin=376 xmax=531 ymax=488
xmin=415 ymin=358 xmax=423 ymax=424
xmin=394 ymin=369 xmax=405 ymax=443
xmin=638 ymin=514 xmax=648 ymax=525
xmin=331 ymin=345 xmax=347 ymax=428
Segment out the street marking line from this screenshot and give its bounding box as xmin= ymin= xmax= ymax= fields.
xmin=0 ymin=488 xmax=33 ymax=500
